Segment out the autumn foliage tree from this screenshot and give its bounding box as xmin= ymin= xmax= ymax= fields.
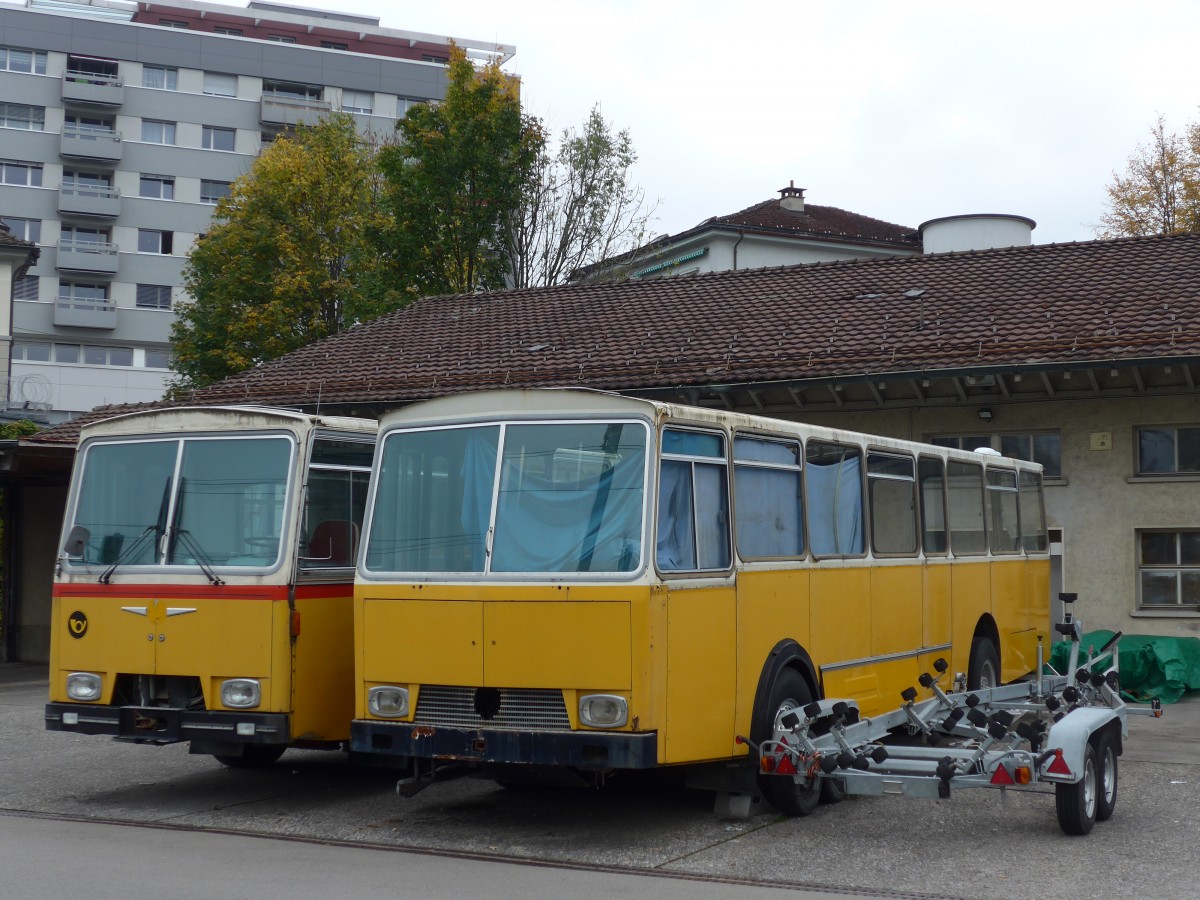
xmin=1098 ymin=115 xmax=1200 ymax=238
xmin=170 ymin=115 xmax=390 ymax=393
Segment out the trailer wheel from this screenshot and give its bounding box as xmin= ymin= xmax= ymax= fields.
xmin=967 ymin=636 xmax=1000 ymax=691
xmin=1054 ymin=742 xmax=1097 ymax=835
xmin=213 ymin=745 xmax=287 ymax=769
xmin=756 ymin=668 xmax=820 ymax=817
xmin=1095 ymin=731 xmax=1119 ymax=822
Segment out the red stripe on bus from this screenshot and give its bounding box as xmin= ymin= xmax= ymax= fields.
xmin=53 ymin=583 xmax=353 ymax=601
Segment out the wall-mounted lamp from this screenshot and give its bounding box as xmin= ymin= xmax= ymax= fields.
xmin=978 ymin=408 xmax=993 ymax=422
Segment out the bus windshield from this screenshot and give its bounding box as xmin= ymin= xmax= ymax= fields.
xmin=69 ymin=435 xmax=293 ymax=570
xmin=365 ymin=421 xmax=648 ymax=575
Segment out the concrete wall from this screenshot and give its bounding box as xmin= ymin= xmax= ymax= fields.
xmin=11 ymin=484 xmax=67 ymax=663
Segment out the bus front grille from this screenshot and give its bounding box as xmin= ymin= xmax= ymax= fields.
xmin=413 ymin=686 xmax=571 ymax=731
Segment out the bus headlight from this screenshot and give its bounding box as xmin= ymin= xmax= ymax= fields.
xmin=579 ymin=694 xmax=628 ymax=728
xmin=66 ymin=672 xmax=101 ymax=702
xmin=221 ymin=679 xmax=261 ymax=709
xmin=367 ymin=686 xmax=409 ymax=718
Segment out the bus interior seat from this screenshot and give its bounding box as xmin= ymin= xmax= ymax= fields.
xmin=309 ymin=519 xmax=359 ymax=566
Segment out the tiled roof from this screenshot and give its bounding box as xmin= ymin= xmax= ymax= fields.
xmin=30 ymin=232 xmax=1200 ymax=445
xmin=706 ymin=198 xmax=918 ymax=247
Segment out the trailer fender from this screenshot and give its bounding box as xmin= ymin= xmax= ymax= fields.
xmin=1043 ymin=707 xmax=1120 ymax=783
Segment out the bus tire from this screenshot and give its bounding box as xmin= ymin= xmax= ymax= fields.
xmin=1054 ymin=741 xmax=1097 ymax=835
xmin=1095 ymin=730 xmax=1118 ymax=822
xmin=967 ymin=636 xmax=1000 ymax=691
xmin=756 ymin=668 xmax=820 ymax=817
xmin=213 ymin=744 xmax=287 ymax=769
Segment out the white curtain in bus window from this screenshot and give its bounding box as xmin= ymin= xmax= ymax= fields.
xmin=867 ymin=452 xmax=917 ymax=555
xmin=1018 ymin=470 xmax=1048 ymax=551
xmin=365 ymin=426 xmax=500 ymax=573
xmin=986 ymin=469 xmax=1021 ymax=554
xmin=918 ymin=456 xmax=949 ymax=555
xmin=733 ymin=437 xmax=804 ymax=558
xmin=657 ymin=429 xmax=730 ymax=571
xmin=491 ymin=422 xmax=646 ymax=573
xmin=946 ymin=460 xmax=986 ymax=555
xmin=805 ymin=442 xmax=864 ymax=556
xmin=71 ymin=439 xmax=177 ymax=565
xmin=168 ymin=437 xmax=291 ymax=567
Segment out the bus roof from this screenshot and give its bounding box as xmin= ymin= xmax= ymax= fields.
xmin=79 ymin=405 xmax=377 ymax=442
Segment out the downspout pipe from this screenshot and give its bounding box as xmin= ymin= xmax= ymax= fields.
xmin=732 ymin=229 xmax=745 ymax=271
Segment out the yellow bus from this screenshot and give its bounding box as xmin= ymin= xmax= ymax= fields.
xmin=45 ymin=406 xmax=375 ymax=767
xmin=352 ymin=389 xmax=1049 ymax=812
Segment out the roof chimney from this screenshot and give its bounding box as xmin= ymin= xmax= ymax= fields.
xmin=778 ymin=181 xmax=806 ymax=213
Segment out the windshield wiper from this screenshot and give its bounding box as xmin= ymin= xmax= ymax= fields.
xmin=98 ymin=478 xmax=172 ymax=584
xmin=166 ymin=477 xmax=224 ymax=586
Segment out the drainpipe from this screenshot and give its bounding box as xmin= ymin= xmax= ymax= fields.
xmin=732 ymin=229 xmax=745 ymax=271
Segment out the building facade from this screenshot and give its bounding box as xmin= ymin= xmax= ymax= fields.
xmin=0 ymin=0 xmax=510 ymax=422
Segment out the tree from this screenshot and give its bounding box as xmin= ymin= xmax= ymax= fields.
xmin=0 ymin=419 xmax=39 ymax=440
xmin=503 ymin=106 xmax=657 ymax=288
xmin=374 ymin=44 xmax=541 ymax=297
xmin=1098 ymin=115 xmax=1200 ymax=238
xmin=170 ymin=114 xmax=391 ymax=394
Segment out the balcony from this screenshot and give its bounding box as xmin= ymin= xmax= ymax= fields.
xmin=57 ymin=239 xmax=119 ymax=275
xmin=53 ymin=297 xmax=118 ymax=329
xmin=58 ymin=184 xmax=121 ymax=219
xmin=260 ymin=95 xmax=332 ymax=129
xmin=62 ymin=71 xmax=124 ymax=107
xmin=60 ymin=126 xmax=123 ymax=162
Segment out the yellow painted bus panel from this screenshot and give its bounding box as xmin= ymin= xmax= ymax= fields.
xmin=735 ymin=568 xmax=810 ymax=753
xmin=950 ymin=561 xmax=992 ymax=677
xmin=483 ymin=602 xmax=631 ymax=689
xmin=49 ymin=595 xmax=156 ymax=704
xmin=159 ymin=599 xmax=273 ymax=680
xmin=871 ymin=565 xmax=923 ymax=658
xmin=664 ymin=586 xmax=736 ymax=763
xmin=810 ymin=567 xmax=872 ymax=670
xmin=361 ymin=598 xmax=483 ymax=686
xmin=991 ymin=560 xmax=1032 ymax=682
xmin=923 ymin=562 xmax=952 ymax=650
xmin=290 ymin=594 xmax=355 ymax=740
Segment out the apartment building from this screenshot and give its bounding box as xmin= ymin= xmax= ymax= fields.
xmin=0 ymin=0 xmax=511 ymax=422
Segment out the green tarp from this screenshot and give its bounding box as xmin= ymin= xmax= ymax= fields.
xmin=1048 ymin=631 xmax=1200 ymax=704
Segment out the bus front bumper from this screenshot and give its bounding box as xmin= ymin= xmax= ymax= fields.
xmin=44 ymin=702 xmax=290 ymax=745
xmin=350 ymin=719 xmax=659 ymax=769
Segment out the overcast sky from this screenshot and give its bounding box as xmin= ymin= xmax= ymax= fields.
xmin=354 ymin=0 xmax=1200 ymax=245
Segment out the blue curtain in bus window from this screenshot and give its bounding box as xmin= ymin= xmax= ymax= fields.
xmin=735 ymin=466 xmax=803 ymax=557
xmin=459 ymin=428 xmax=501 ymax=572
xmin=491 ymin=452 xmax=644 ymax=572
xmin=656 ymin=459 xmax=696 ymax=570
xmin=806 ymin=455 xmax=864 ymax=555
xmin=694 ymin=463 xmax=731 ymax=568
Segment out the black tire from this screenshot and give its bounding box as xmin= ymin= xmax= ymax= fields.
xmin=1054 ymin=742 xmax=1097 ymax=835
xmin=967 ymin=636 xmax=1000 ymax=691
xmin=1095 ymin=731 xmax=1119 ymax=822
xmin=754 ymin=668 xmax=820 ymax=817
xmin=213 ymin=744 xmax=287 ymax=769
xmin=819 ymin=777 xmax=846 ymax=805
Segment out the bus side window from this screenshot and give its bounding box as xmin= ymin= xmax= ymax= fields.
xmin=986 ymin=468 xmax=1021 ymax=554
xmin=805 ymin=441 xmax=864 ymax=556
xmin=867 ymin=452 xmax=917 ymax=555
xmin=301 ymin=437 xmax=373 ymax=569
xmin=918 ymin=456 xmax=948 ymax=555
xmin=946 ymin=460 xmax=986 ymax=555
xmin=1018 ymin=469 xmax=1048 ymax=552
xmin=733 ymin=436 xmax=804 ymax=559
xmin=657 ymin=429 xmax=730 ymax=571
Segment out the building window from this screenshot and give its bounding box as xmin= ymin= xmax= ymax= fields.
xmin=66 ymin=54 xmax=118 ymax=80
xmin=158 ymin=19 xmax=188 ymax=28
xmin=263 ymin=80 xmax=322 ymax=102
xmin=212 ymin=26 xmax=242 ymax=36
xmin=341 ymin=90 xmax=373 ymax=114
xmin=139 ymin=174 xmax=174 ymax=200
xmin=202 ymin=125 xmax=236 ymax=151
xmin=422 ymin=55 xmax=449 ymax=65
xmin=931 ymin=432 xmax=1062 ymax=478
xmin=63 ymin=170 xmax=112 ymax=194
xmin=141 ymin=119 xmax=176 ymax=145
xmin=0 ymin=160 xmax=43 ymax=186
xmin=321 ymin=41 xmax=348 ymax=50
xmin=136 ymin=284 xmax=173 ymax=309
xmin=1 ymin=216 xmax=40 ymax=243
xmin=0 ymin=46 xmax=47 ymax=75
xmin=64 ymin=113 xmax=114 ymax=135
xmin=137 ymin=230 xmax=173 ymax=254
xmin=143 ymin=348 xmax=172 ymax=368
xmin=1137 ymin=426 xmax=1200 ymax=475
xmin=268 ymin=34 xmax=298 ymax=43
xmin=200 ymin=179 xmax=232 ymax=204
xmin=1138 ymin=530 xmax=1200 ymax=611
xmin=55 ymin=344 xmax=79 ymax=363
xmin=398 ymin=98 xmax=429 ymax=117
xmin=59 ymin=281 xmax=108 ymax=301
xmin=203 ymin=72 xmax=237 ymax=97
xmin=13 ymin=275 xmax=39 ymax=301
xmin=12 ymin=341 xmax=51 ymax=362
xmin=0 ymin=103 xmax=45 ymax=130
xmin=61 ymin=226 xmax=109 ymax=246
xmin=142 ymin=66 xmax=177 ymax=90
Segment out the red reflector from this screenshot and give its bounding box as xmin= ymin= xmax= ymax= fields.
xmin=990 ymin=764 xmax=1015 ymax=786
xmin=290 ymin=610 xmax=301 ymax=637
xmin=776 ymin=755 xmax=798 ymax=776
xmin=1047 ymin=748 xmax=1072 ymax=776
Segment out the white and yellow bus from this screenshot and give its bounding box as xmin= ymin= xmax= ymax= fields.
xmin=351 ymin=389 xmax=1049 ymax=812
xmin=45 ymin=407 xmax=375 ymax=767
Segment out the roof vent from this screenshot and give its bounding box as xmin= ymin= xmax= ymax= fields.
xmin=778 ymin=181 xmax=806 ymax=213
xmin=918 ymin=214 xmax=1036 ymax=254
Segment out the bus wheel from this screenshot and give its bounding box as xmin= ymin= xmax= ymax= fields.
xmin=213 ymin=745 xmax=287 ymax=769
xmin=756 ymin=668 xmax=820 ymax=817
xmin=967 ymin=636 xmax=1000 ymax=691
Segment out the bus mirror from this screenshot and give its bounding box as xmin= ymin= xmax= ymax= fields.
xmin=64 ymin=525 xmax=90 ymax=558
